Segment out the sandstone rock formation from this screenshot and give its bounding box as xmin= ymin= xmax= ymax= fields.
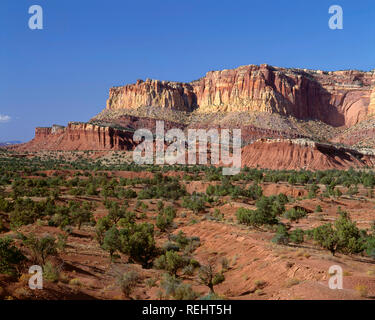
xmin=16 ymin=122 xmax=135 ymax=152
xmin=106 ymin=79 xmax=197 ymax=112
xmin=106 ymin=64 xmax=375 ymax=127
xmin=241 ymin=139 xmax=375 ymax=171
xmin=17 ymin=64 xmax=375 ymax=170
xmin=368 ymin=85 xmax=375 ymax=116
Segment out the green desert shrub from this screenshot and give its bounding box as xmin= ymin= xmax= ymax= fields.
xmin=272 ymin=224 xmax=290 ymax=245
xmin=160 ymin=273 xmax=198 ymax=300
xmin=117 ymin=270 xmax=139 ymax=298
xmin=0 ymin=237 xmax=25 ymax=276
xmin=23 ymin=233 xmax=57 ymax=265
xmin=283 ymin=207 xmax=307 ymax=223
xmin=289 ymin=229 xmax=305 ymax=244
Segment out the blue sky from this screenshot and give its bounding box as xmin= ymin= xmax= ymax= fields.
xmin=0 ymin=0 xmax=374 ymax=141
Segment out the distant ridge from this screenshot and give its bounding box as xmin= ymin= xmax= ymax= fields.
xmin=0 ymin=141 xmax=22 ymax=146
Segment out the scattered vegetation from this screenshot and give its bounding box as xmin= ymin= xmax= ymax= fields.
xmin=0 ymin=152 xmax=375 ymax=299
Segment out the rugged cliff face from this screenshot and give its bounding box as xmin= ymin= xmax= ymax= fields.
xmin=19 ymin=123 xmax=135 ymax=151
xmin=369 ymin=86 xmax=375 ymax=116
xmin=241 ymin=139 xmax=375 ymax=170
xmin=17 ymin=64 xmax=375 ymax=170
xmin=106 ymin=79 xmax=197 ymax=112
xmin=106 ymin=64 xmax=375 ymax=127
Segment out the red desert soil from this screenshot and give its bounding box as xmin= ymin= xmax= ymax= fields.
xmin=2 ymin=158 xmax=375 ymax=301
xmin=2 ymin=179 xmax=375 ymax=300
xmin=179 ymin=221 xmax=375 ymax=300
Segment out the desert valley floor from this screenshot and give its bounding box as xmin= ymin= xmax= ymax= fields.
xmin=0 ymin=150 xmax=375 ymax=300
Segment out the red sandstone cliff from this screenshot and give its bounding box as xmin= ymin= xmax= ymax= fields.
xmin=105 ymin=64 xmax=375 ymax=127
xmin=17 ymin=64 xmax=375 ymax=170
xmin=106 ymin=79 xmax=197 ymax=112
xmin=16 ymin=123 xmax=135 ymax=152
xmin=241 ymin=139 xmax=375 ymax=171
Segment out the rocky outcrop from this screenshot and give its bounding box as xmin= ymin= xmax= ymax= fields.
xmin=35 ymin=127 xmax=53 ymax=139
xmin=18 ymin=64 xmax=375 ymax=172
xmin=19 ymin=123 xmax=135 ymax=151
xmin=369 ymin=86 xmax=375 ymax=116
xmin=241 ymin=139 xmax=375 ymax=170
xmin=106 ymin=64 xmax=375 ymax=127
xmin=106 ymin=79 xmax=197 ymax=112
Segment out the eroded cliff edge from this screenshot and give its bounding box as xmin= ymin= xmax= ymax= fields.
xmin=105 ymin=64 xmax=375 ymax=127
